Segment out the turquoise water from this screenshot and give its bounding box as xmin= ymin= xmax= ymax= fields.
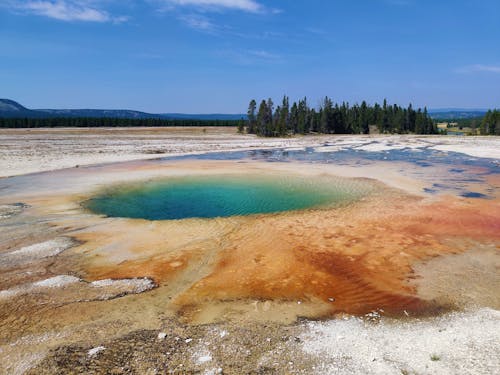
xmin=86 ymin=175 xmax=370 ymax=220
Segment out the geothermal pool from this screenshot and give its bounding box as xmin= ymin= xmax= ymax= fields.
xmin=85 ymin=175 xmax=373 ymax=220
xmin=0 ymin=138 xmax=499 ymax=374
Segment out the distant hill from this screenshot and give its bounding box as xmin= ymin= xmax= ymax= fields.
xmin=429 ymin=109 xmax=487 ymax=120
xmin=0 ymin=99 xmax=46 ymax=118
xmin=0 ymin=99 xmax=29 ymax=112
xmin=2 ymin=99 xmax=488 ymax=122
xmin=0 ymin=99 xmax=245 ymax=120
xmin=36 ymin=108 xmax=161 ymax=119
xmin=161 ymin=113 xmax=246 ymax=121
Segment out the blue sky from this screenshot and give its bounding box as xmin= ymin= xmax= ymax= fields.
xmin=1 ymin=0 xmax=499 ymax=113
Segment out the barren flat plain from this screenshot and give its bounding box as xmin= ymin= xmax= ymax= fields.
xmin=0 ymin=127 xmax=499 ymax=375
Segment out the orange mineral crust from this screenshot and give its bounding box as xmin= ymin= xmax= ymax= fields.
xmin=71 ymin=190 xmax=499 ymax=321
xmin=174 ymin=194 xmax=499 ymax=319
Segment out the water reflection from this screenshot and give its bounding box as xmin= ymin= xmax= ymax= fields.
xmin=165 ymin=145 xmax=499 ymax=199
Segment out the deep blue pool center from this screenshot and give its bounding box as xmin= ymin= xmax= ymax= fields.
xmin=86 ymin=174 xmax=371 ymax=220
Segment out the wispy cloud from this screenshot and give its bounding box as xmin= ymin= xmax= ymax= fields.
xmin=217 ymin=48 xmax=283 ymax=65
xmin=4 ymin=0 xmax=128 ymax=23
xmin=247 ymin=49 xmax=280 ymax=60
xmin=304 ymin=27 xmax=326 ymax=35
xmin=456 ymin=64 xmax=500 ymax=74
xmin=384 ymin=0 xmax=413 ymax=5
xmin=163 ymin=0 xmax=263 ymax=13
xmin=178 ymin=13 xmax=217 ymax=32
xmin=159 ymin=0 xmax=280 ymax=35
xmin=133 ymin=52 xmax=166 ymax=60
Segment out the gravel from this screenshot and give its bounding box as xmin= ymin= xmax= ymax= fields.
xmin=301 ymin=308 xmax=500 ymax=375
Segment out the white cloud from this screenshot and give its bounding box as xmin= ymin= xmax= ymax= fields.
xmin=456 ymin=64 xmax=500 ymax=74
xmin=4 ymin=0 xmax=128 ymax=23
xmin=163 ymin=0 xmax=263 ymax=13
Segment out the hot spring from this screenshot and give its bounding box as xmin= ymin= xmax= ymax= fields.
xmin=85 ymin=174 xmax=374 ymax=220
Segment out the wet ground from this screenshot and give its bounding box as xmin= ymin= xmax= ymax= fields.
xmin=168 ymin=143 xmax=500 ymax=199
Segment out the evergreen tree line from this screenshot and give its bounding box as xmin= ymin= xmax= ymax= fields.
xmin=0 ymin=117 xmax=241 ymax=128
xmin=480 ymin=109 xmax=500 ymax=135
xmin=244 ymin=96 xmax=437 ymax=136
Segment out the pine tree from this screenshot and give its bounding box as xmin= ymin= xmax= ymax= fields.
xmin=360 ymin=101 xmax=369 ymax=134
xmin=297 ymin=97 xmax=307 ymax=134
xmin=278 ymin=96 xmax=289 ymax=136
xmin=256 ymin=100 xmax=268 ymax=136
xmin=247 ymin=99 xmax=257 ymax=134
xmin=290 ymin=102 xmax=299 ymax=134
xmin=380 ymin=99 xmax=389 ymax=133
xmin=320 ymin=96 xmax=332 ymax=133
xmin=265 ymin=98 xmax=274 ymax=136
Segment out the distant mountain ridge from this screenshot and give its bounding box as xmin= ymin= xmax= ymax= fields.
xmin=36 ymin=108 xmax=158 ymax=119
xmin=0 ymin=99 xmax=245 ymax=120
xmin=0 ymin=98 xmax=489 ymax=121
xmin=0 ymin=99 xmax=30 ymax=112
xmin=428 ymin=109 xmax=488 ymax=120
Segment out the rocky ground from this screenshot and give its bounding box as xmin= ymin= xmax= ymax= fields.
xmin=25 ymin=309 xmax=500 ymax=375
xmin=1 ymin=127 xmax=499 ymax=177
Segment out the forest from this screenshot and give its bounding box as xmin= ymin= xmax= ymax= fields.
xmin=434 ymin=109 xmax=500 ymax=135
xmin=1 ymin=101 xmax=497 ymax=137
xmin=242 ymin=97 xmax=437 ymax=136
xmin=479 ymin=109 xmax=500 ymax=135
xmin=0 ymin=117 xmax=242 ymax=128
